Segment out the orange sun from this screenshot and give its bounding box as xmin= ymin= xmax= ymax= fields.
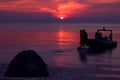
xmin=60 ymin=16 xmax=64 ymax=19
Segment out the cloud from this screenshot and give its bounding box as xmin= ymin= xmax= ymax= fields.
xmin=0 ymin=0 xmax=57 ymax=12
xmin=0 ymin=0 xmax=120 ymax=20
xmin=0 ymin=0 xmax=88 ymax=18
xmin=48 ymin=1 xmax=88 ymax=18
xmin=0 ymin=0 xmax=21 ymax=3
xmin=88 ymin=0 xmax=120 ymax=4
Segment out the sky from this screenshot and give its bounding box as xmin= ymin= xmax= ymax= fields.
xmin=0 ymin=0 xmax=120 ymax=23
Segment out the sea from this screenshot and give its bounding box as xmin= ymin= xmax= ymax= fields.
xmin=0 ymin=23 xmax=120 ymax=68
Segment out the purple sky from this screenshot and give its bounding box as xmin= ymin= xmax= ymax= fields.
xmin=0 ymin=0 xmax=120 ymax=22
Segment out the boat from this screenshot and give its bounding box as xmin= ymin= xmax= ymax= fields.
xmin=85 ymin=27 xmax=117 ymax=50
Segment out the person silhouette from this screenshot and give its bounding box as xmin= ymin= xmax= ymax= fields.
xmin=83 ymin=29 xmax=88 ymax=43
xmin=80 ymin=29 xmax=88 ymax=48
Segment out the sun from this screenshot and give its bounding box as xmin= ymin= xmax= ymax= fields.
xmin=60 ymin=16 xmax=64 ymax=20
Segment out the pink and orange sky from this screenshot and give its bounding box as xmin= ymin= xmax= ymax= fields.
xmin=0 ymin=0 xmax=120 ymax=22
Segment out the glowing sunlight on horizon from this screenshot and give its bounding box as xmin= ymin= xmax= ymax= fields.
xmin=60 ymin=16 xmax=64 ymax=19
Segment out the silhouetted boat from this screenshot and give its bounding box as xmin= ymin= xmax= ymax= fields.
xmin=86 ymin=27 xmax=117 ymax=50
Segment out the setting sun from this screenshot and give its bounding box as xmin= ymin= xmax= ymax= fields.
xmin=60 ymin=16 xmax=64 ymax=19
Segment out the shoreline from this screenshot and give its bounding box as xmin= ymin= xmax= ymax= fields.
xmin=0 ymin=64 xmax=120 ymax=80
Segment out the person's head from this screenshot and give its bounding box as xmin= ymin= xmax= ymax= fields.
xmin=83 ymin=29 xmax=86 ymax=32
xmin=80 ymin=30 xmax=83 ymax=33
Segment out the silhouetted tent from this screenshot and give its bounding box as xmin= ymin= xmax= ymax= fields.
xmin=4 ymin=50 xmax=49 ymax=77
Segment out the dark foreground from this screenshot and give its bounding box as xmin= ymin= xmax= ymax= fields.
xmin=0 ymin=63 xmax=120 ymax=80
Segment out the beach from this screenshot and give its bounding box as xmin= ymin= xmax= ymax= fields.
xmin=1 ymin=63 xmax=120 ymax=80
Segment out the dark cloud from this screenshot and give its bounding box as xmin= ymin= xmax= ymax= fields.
xmin=0 ymin=0 xmax=120 ymax=22
xmin=0 ymin=0 xmax=20 ymax=3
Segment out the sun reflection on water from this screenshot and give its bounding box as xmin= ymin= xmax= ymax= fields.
xmin=54 ymin=26 xmax=79 ymax=67
xmin=56 ymin=26 xmax=76 ymax=46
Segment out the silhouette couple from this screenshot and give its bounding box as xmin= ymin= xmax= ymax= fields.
xmin=80 ymin=29 xmax=88 ymax=48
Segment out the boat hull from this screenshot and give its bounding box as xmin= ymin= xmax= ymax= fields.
xmin=86 ymin=39 xmax=117 ymax=49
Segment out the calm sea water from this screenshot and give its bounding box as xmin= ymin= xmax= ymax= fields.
xmin=0 ymin=23 xmax=120 ymax=68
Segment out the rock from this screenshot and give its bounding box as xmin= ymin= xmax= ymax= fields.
xmin=4 ymin=50 xmax=49 ymax=77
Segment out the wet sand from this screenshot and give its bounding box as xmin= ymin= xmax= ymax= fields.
xmin=0 ymin=64 xmax=120 ymax=80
